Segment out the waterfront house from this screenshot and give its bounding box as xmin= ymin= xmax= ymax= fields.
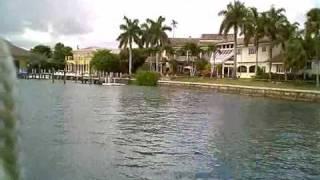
xmin=65 ymin=47 xmax=120 ymax=75
xmin=160 ymin=34 xmax=287 ymax=78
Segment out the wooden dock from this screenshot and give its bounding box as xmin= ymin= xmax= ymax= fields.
xmin=18 ymin=71 xmax=130 ymax=85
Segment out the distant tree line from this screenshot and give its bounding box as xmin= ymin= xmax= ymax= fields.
xmin=29 ymin=42 xmax=72 ymax=71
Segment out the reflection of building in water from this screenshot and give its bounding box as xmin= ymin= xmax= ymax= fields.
xmin=65 ymin=47 xmax=120 ymax=75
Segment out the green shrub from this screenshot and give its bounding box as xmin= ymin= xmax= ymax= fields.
xmin=135 ymin=71 xmax=160 ymax=86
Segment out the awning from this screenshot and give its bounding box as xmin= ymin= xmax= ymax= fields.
xmin=210 ymin=49 xmax=234 ymax=64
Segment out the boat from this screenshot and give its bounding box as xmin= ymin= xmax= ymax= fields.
xmin=102 ymin=83 xmax=125 ymax=86
xmin=102 ymin=76 xmax=126 ymax=86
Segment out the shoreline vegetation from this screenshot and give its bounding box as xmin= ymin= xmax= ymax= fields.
xmin=24 ymin=1 xmax=320 ymax=93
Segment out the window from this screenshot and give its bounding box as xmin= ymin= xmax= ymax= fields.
xmin=238 ymin=66 xmax=247 ymax=73
xmin=249 ymin=66 xmax=255 ymax=73
xmin=262 ymin=46 xmax=267 ymax=52
xmin=306 ymin=62 xmax=312 ymax=70
xmin=237 ymin=48 xmax=241 ymax=55
xmin=276 ymin=64 xmax=284 ymax=73
xmin=248 ymin=48 xmax=256 ymax=55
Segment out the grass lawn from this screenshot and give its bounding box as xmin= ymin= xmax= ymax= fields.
xmin=170 ymin=77 xmax=320 ymax=91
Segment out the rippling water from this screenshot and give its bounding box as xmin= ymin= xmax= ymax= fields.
xmin=18 ymin=80 xmax=320 ymax=180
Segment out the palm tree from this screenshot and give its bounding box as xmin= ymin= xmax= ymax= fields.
xmin=242 ymin=7 xmax=264 ymax=75
xmin=117 ymin=16 xmax=141 ymax=76
xmin=182 ymin=42 xmax=202 ymax=76
xmin=141 ymin=22 xmax=155 ymax=70
xmin=145 ymin=16 xmax=172 ymax=73
xmin=141 ymin=22 xmax=152 ymax=48
xmin=261 ymin=6 xmax=288 ymax=79
xmin=305 ymin=8 xmax=320 ymax=86
xmin=283 ymin=37 xmax=307 ymax=81
xmin=305 ymin=8 xmax=320 ymax=37
xmin=219 ymin=1 xmax=248 ymax=79
xmin=206 ymin=44 xmax=219 ymax=77
xmin=171 ymin=20 xmax=178 ymax=38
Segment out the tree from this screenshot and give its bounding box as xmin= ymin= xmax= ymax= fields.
xmin=182 ymin=42 xmax=202 ymax=58
xmin=143 ymin=16 xmax=172 ymax=73
xmin=219 ymin=0 xmax=248 ymax=79
xmin=206 ymin=44 xmax=219 ymax=77
xmin=242 ymin=7 xmax=264 ymax=75
xmin=117 ymin=16 xmax=142 ymax=76
xmin=305 ymin=8 xmax=320 ymax=37
xmin=119 ymin=48 xmax=148 ymax=73
xmin=305 ymin=8 xmax=320 ymax=86
xmin=90 ymin=50 xmax=120 ymax=72
xmin=283 ymin=37 xmax=307 ymax=80
xmin=261 ymin=6 xmax=287 ymax=79
xmin=277 ymin=22 xmax=302 ymax=80
xmin=52 ymin=42 xmax=72 ymax=70
xmin=30 ymin=45 xmax=53 ymax=70
xmin=171 ymin=20 xmax=178 ymax=38
xmin=182 ymin=42 xmax=202 ymax=76
xmin=30 ymin=45 xmax=52 ymax=58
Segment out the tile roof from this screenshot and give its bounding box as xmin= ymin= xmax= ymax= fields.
xmin=201 ymin=34 xmax=234 ymax=41
xmin=169 ymin=38 xmax=200 ymax=47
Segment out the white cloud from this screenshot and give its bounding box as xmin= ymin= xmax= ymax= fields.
xmin=1 ymin=0 xmax=317 ymax=49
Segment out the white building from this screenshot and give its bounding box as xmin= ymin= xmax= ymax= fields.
xmin=166 ymin=34 xmax=290 ymax=78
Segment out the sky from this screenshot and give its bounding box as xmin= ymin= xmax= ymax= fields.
xmin=1 ymin=0 xmax=319 ymax=50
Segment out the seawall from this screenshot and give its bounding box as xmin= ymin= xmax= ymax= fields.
xmin=158 ymin=80 xmax=320 ymax=102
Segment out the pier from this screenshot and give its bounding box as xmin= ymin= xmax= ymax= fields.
xmin=18 ymin=70 xmax=130 ymax=85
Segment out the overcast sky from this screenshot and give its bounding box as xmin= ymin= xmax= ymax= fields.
xmin=1 ymin=0 xmax=318 ymax=50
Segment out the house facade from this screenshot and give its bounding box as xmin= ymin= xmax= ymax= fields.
xmin=65 ymin=47 xmax=120 ymax=75
xmin=234 ymin=39 xmax=283 ymax=78
xmin=165 ymin=34 xmax=286 ymax=78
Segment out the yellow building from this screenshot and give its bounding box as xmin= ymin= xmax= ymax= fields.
xmin=65 ymin=47 xmax=99 ymax=75
xmin=66 ymin=47 xmax=121 ymax=75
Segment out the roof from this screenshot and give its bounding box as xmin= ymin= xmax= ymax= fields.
xmin=73 ymin=47 xmax=104 ymax=53
xmin=201 ymin=34 xmax=234 ymax=41
xmin=2 ymin=39 xmax=30 ymax=57
xmin=169 ymin=38 xmax=200 ymax=47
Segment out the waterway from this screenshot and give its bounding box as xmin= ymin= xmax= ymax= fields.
xmin=18 ymin=80 xmax=320 ymax=179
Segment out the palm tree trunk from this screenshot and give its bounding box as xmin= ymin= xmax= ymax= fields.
xmin=89 ymin=65 xmax=92 ymax=84
xmin=255 ymin=43 xmax=259 ymax=75
xmin=211 ymin=52 xmax=216 ymax=78
xmin=268 ymin=44 xmax=273 ymax=80
xmin=317 ymin=60 xmax=320 ymax=87
xmin=284 ymin=70 xmax=288 ymax=81
xmin=233 ymin=28 xmax=238 ymax=79
xmin=149 ymin=53 xmax=153 ymax=71
xmin=128 ymin=46 xmax=133 ymax=76
xmin=156 ymin=52 xmax=159 ymax=72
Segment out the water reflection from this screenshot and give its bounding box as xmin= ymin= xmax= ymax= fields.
xmin=18 ymin=80 xmax=320 ymax=180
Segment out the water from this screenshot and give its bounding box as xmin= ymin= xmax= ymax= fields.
xmin=18 ymin=80 xmax=320 ymax=180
